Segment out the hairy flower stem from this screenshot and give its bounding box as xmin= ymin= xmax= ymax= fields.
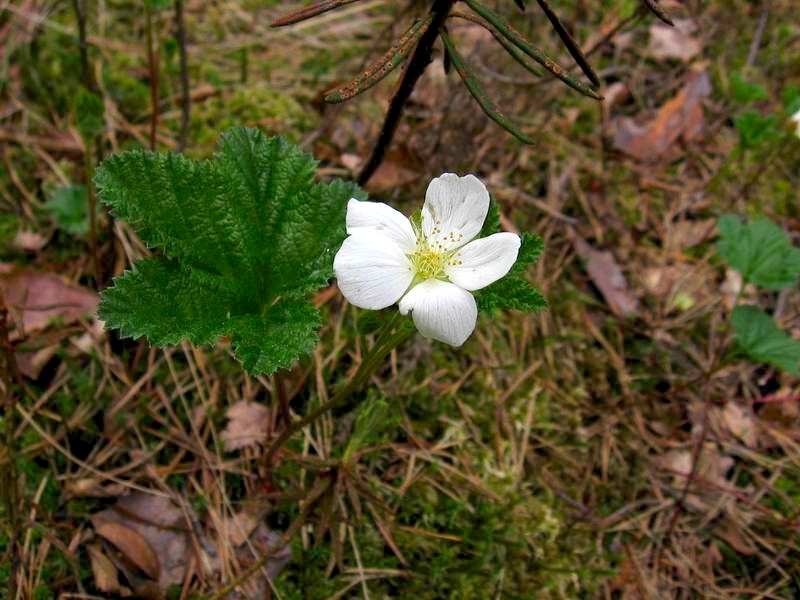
xmin=0 ymin=292 xmax=21 ymax=600
xmin=145 ymin=2 xmax=160 ymax=151
xmin=264 ymin=312 xmax=410 ymax=467
xmin=71 ymin=0 xmax=101 ymax=287
xmin=358 ymin=0 xmax=457 ymax=185
xmin=174 ymin=0 xmax=191 ymax=152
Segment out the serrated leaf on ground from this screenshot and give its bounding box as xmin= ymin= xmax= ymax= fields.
xmin=717 ymin=215 xmax=800 ymax=289
xmin=96 ymin=128 xmax=362 ymax=375
xmin=732 ymin=305 xmax=800 ymax=376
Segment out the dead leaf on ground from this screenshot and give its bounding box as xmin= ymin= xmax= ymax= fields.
xmin=234 ymin=523 xmax=292 ymax=597
xmin=0 ymin=265 xmax=98 ymax=339
xmin=657 ymin=443 xmax=734 ymax=514
xmin=665 ymin=218 xmax=716 ymax=252
xmin=87 ymin=543 xmax=124 ymax=594
xmin=221 ymin=401 xmax=271 ymax=451
xmin=15 ymin=344 xmax=59 ymax=379
xmin=573 ymin=237 xmax=639 ymax=317
xmin=647 ymin=20 xmax=702 ymax=63
xmin=640 ymin=262 xmax=715 ymax=312
xmin=13 ymin=230 xmax=48 ymax=252
xmin=613 ymin=69 xmax=711 ymax=162
xmin=91 ymin=493 xmax=191 ymax=592
xmin=720 ymin=402 xmax=759 ymax=448
xmin=340 ymin=152 xmax=418 ymax=194
xmin=93 ymin=520 xmax=161 ymax=581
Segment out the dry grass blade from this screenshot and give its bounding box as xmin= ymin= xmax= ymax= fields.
xmin=533 ymin=0 xmax=599 ymax=86
xmin=325 ymin=15 xmax=434 ymax=104
xmin=640 ymin=0 xmax=674 ymax=26
xmin=440 ymin=29 xmax=536 ymax=145
xmin=464 ymin=0 xmax=602 ymax=100
xmin=271 ymin=0 xmax=365 ymax=27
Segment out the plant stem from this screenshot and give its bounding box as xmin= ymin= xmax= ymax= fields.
xmin=264 ymin=312 xmax=410 ymax=466
xmin=358 ymin=0 xmax=457 ymax=185
xmin=0 ymin=291 xmax=21 ymax=600
xmin=174 ymin=0 xmax=191 ymax=152
xmin=72 ymin=0 xmax=102 ymax=287
xmin=145 ymin=2 xmax=160 ymax=151
xmin=72 ymin=0 xmax=94 ymax=91
xmin=84 ymin=144 xmax=101 ymax=288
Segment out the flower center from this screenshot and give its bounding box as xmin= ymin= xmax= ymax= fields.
xmin=408 ymin=242 xmax=462 ymax=280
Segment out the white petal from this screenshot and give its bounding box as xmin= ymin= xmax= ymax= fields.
xmin=445 ymin=232 xmax=521 ymax=291
xmin=398 ymin=279 xmax=477 ymax=347
xmin=346 ymin=199 xmax=417 ymax=252
xmin=334 ymin=232 xmax=414 ymax=310
xmin=422 ymin=173 xmax=490 ymax=251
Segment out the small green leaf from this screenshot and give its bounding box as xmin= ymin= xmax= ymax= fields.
xmin=45 ymin=185 xmax=93 ymax=236
xmin=717 ymin=215 xmax=800 ymax=289
xmin=475 ymin=232 xmax=546 ymax=313
xmin=734 ymin=110 xmax=779 ymax=149
xmin=145 ymin=0 xmax=173 ymax=10
xmin=732 ymin=305 xmax=800 ymax=376
xmin=97 ymin=128 xmax=364 ymax=375
xmin=783 ymin=84 xmax=800 ymax=115
xmin=75 ymin=90 xmax=105 ymax=141
xmin=730 ymin=73 xmax=768 ymax=105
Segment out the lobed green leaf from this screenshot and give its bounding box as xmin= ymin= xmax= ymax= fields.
xmin=717 ymin=215 xmax=800 ymax=289
xmin=97 ymin=128 xmax=364 ymax=375
xmin=732 ymin=305 xmax=800 ymax=376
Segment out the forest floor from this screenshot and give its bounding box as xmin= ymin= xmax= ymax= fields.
xmin=1 ymin=0 xmax=800 ymax=598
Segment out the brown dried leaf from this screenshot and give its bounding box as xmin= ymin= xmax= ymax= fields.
xmin=65 ymin=478 xmax=128 ymax=499
xmin=15 ymin=344 xmax=59 ymax=379
xmin=665 ymin=218 xmax=716 ymax=252
xmin=224 ymin=510 xmax=261 ymax=547
xmin=366 ymin=160 xmax=418 ymax=194
xmin=13 ymin=230 xmax=48 ymax=252
xmin=574 ymin=237 xmax=639 ymax=317
xmin=715 ymin=518 xmax=757 ymax=556
xmin=613 ymin=70 xmax=711 ymax=162
xmin=721 ymin=402 xmax=758 ymax=448
xmin=91 ymin=493 xmax=191 ymax=591
xmin=0 ymin=265 xmax=98 ymax=338
xmin=657 ymin=444 xmax=734 ymax=513
xmin=647 ymin=20 xmax=702 ymax=63
xmin=221 ymin=401 xmax=271 ymax=451
xmin=87 ymin=543 xmax=122 ymax=594
xmin=93 ymin=520 xmax=161 ymax=580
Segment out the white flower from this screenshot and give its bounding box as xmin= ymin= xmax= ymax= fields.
xmin=792 ymin=108 xmax=800 ymax=138
xmin=333 ymin=173 xmax=520 ymax=347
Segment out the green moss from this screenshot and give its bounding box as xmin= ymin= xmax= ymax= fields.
xmin=189 ymin=84 xmax=317 ymax=154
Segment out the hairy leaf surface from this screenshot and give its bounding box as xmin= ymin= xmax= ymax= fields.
xmin=717 ymin=215 xmax=800 ymax=289
xmin=732 ymin=305 xmax=800 ymax=376
xmin=98 ymin=128 xmax=364 ymax=374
